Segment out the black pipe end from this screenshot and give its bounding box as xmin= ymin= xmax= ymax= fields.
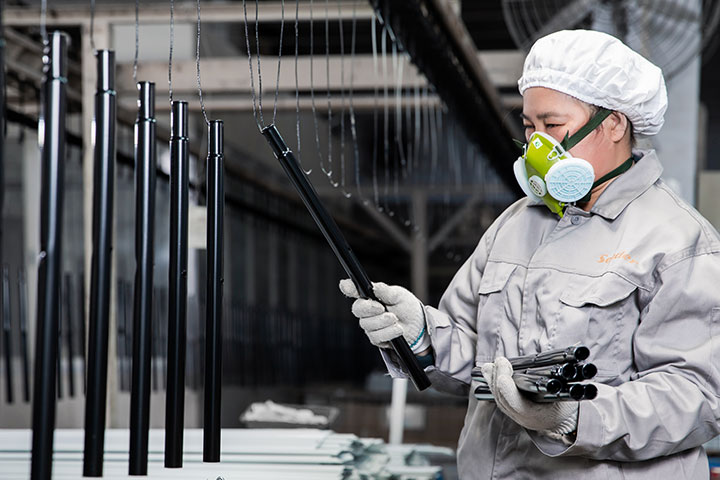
xmin=208 ymin=120 xmax=223 ymax=156
xmin=95 ymin=50 xmax=115 ymax=92
xmin=137 ymin=82 xmax=155 ymax=120
xmin=44 ymin=31 xmax=69 ymax=80
xmin=171 ymin=101 xmax=188 ymax=138
xmin=261 ymin=124 xmax=288 ymax=158
xmin=574 ymin=346 xmax=590 ymax=362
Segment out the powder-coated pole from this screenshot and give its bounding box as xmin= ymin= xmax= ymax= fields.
xmin=31 ymin=30 xmax=68 ymax=480
xmin=165 ymin=100 xmax=189 ymax=468
xmin=128 ymin=81 xmax=156 ymax=476
xmin=82 ymin=49 xmax=116 ymax=477
xmin=203 ymin=120 xmax=224 ymax=462
xmin=260 ymin=124 xmax=431 ymax=391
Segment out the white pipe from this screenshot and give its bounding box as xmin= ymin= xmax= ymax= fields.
xmin=389 ymin=378 xmax=408 ymax=445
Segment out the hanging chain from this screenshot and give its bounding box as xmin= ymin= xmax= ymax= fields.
xmin=196 ymin=0 xmax=209 ymax=125
xmin=40 ymin=0 xmax=48 ymax=45
xmin=90 ymin=0 xmax=96 ymax=52
xmin=168 ymin=0 xmax=175 ymax=104
xmin=242 ymin=0 xmax=261 ymax=129
xmin=272 ymin=0 xmax=284 ymax=125
xmin=133 ymin=0 xmax=139 ymax=85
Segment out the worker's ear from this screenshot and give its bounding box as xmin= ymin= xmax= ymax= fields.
xmin=607 ymin=112 xmax=629 ymax=144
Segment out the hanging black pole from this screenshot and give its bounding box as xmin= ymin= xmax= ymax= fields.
xmin=18 ymin=269 xmax=30 ymax=403
xmin=0 ymin=0 xmax=6 ymax=257
xmin=203 ymin=120 xmax=224 ymax=463
xmin=165 ymin=100 xmax=188 ymax=468
xmin=31 ymin=30 xmax=68 ymax=480
xmin=3 ymin=265 xmax=13 ymax=403
xmin=129 ymin=81 xmax=156 ymax=476
xmin=82 ymin=49 xmax=116 ymax=478
xmin=261 ymin=124 xmax=431 ymax=391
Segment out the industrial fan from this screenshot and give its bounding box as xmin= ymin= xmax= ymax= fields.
xmin=501 ymin=0 xmax=720 ymax=81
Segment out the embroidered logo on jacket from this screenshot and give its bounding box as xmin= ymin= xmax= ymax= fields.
xmin=597 ymin=251 xmax=637 ymax=264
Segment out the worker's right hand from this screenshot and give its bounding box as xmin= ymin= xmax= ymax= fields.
xmin=339 ymin=279 xmax=430 ymax=354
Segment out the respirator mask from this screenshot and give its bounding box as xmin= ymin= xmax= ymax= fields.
xmin=513 ymin=107 xmax=633 ymax=217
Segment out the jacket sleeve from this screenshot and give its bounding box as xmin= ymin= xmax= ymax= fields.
xmin=376 ymin=226 xmax=491 ymax=394
xmin=529 ymin=252 xmax=720 ymax=461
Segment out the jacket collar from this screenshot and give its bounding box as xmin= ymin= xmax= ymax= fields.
xmin=588 ymin=149 xmax=663 ymax=220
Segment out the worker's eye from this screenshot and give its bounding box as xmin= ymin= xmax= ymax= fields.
xmin=546 ymin=124 xmax=561 ymax=129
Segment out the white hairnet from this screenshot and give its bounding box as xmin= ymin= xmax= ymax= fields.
xmin=518 ymin=29 xmax=667 ymax=136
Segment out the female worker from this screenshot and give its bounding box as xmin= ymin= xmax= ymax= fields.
xmin=340 ymin=29 xmax=720 ymax=479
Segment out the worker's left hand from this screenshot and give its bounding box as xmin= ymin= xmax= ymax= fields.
xmin=481 ymin=357 xmax=578 ymax=436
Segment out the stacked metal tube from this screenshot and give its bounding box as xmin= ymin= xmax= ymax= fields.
xmin=83 ymin=49 xmax=116 ymax=478
xmin=129 ymin=81 xmax=156 ymax=476
xmin=472 ymin=345 xmax=598 ymax=403
xmin=31 ymin=30 xmax=68 ymax=480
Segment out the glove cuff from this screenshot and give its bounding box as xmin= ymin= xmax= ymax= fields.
xmin=548 ymin=411 xmax=578 ymax=436
xmin=409 ymin=327 xmax=432 ymax=354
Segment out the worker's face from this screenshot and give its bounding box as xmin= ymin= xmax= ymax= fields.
xmin=521 ymin=87 xmax=616 ymax=180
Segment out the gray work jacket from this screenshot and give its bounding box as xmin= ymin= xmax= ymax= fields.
xmin=385 ymin=150 xmax=720 ymax=479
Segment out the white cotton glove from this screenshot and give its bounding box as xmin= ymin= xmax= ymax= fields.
xmin=339 ymin=279 xmax=431 ymax=354
xmin=481 ymin=357 xmax=578 ymax=436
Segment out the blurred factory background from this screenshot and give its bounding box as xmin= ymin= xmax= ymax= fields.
xmin=0 ymin=0 xmax=719 ymax=477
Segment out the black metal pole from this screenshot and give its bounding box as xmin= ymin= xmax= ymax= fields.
xmin=260 ymin=124 xmax=431 ymax=391
xmin=203 ymin=120 xmax=224 ymax=463
xmin=64 ymin=273 xmax=75 ymax=398
xmin=31 ymin=30 xmax=68 ymax=480
xmin=129 ymin=81 xmax=156 ymax=476
xmin=165 ymin=100 xmax=188 ymax=468
xmin=0 ymin=0 xmax=6 ymax=258
xmin=3 ymin=265 xmax=13 ymax=403
xmin=82 ymin=48 xmax=116 ymax=478
xmin=18 ymin=269 xmax=30 ymax=403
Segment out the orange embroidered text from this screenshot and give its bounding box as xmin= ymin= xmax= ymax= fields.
xmin=597 ymin=251 xmax=637 ymax=264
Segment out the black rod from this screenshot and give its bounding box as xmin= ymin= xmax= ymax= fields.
xmin=129 ymin=81 xmax=156 ymax=476
xmin=203 ymin=120 xmax=224 ymax=463
xmin=3 ymin=265 xmax=13 ymax=403
xmin=18 ymin=269 xmax=30 ymax=403
xmin=64 ymin=274 xmax=75 ymax=398
xmin=260 ymin=124 xmax=430 ymax=391
xmin=165 ymin=100 xmax=189 ymax=468
xmin=82 ymin=49 xmax=116 ymax=478
xmin=0 ymin=0 xmax=6 ymax=261
xmin=31 ymin=30 xmax=68 ymax=480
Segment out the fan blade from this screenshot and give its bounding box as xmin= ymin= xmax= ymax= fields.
xmin=530 ymin=0 xmax=596 ymax=43
xmin=636 ymin=0 xmax=700 ymax=24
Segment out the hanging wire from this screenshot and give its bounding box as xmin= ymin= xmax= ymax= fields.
xmin=371 ymin=13 xmax=382 ymax=212
xmin=324 ymin=0 xmax=337 ymax=185
xmin=348 ymin=2 xmax=367 ymax=204
xmin=242 ymin=0 xmax=261 ymax=129
xmin=168 ymin=0 xmax=175 ymax=104
xmin=310 ymin=0 xmax=329 ymax=176
xmin=254 ymin=0 xmax=264 ymax=127
xmin=133 ymin=0 xmax=139 ymax=85
xmin=272 ymin=0 xmax=285 ymax=125
xmin=90 ymin=0 xmax=96 ymax=52
xmin=294 ymin=0 xmax=311 ymax=174
xmin=381 ymin=22 xmax=392 ymax=216
xmin=336 ymin=0 xmax=350 ymax=198
xmin=40 ymin=0 xmax=48 ymax=45
xmin=195 ymin=0 xmax=210 ymax=125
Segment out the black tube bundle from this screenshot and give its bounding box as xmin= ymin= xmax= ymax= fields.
xmin=260 ymin=124 xmax=431 ymax=391
xmin=472 ymin=345 xmax=598 ymax=403
xmin=83 ymin=49 xmax=116 ymax=478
